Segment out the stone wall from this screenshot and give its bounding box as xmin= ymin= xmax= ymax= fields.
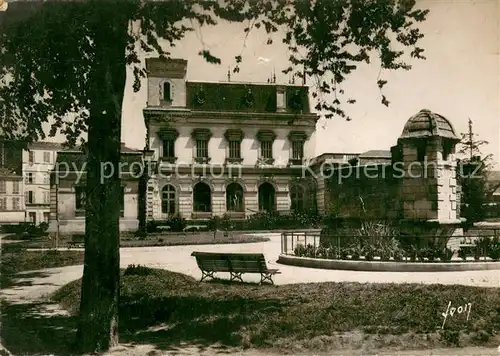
xmin=325 ymin=164 xmax=402 ymax=219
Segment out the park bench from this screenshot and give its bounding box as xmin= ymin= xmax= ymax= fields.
xmin=191 ymin=251 xmax=281 ymax=285
xmin=67 ymin=234 xmax=85 ymax=249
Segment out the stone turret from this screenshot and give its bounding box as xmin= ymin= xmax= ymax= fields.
xmin=398 ymin=109 xmax=461 ymax=223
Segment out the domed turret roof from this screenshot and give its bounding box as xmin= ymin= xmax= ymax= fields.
xmin=399 ymin=109 xmax=459 ymax=141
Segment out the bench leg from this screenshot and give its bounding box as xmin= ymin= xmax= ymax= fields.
xmin=200 ymin=270 xmax=214 ymax=282
xmin=260 ymin=273 xmax=275 ymax=285
xmin=230 ymin=272 xmax=243 ymax=283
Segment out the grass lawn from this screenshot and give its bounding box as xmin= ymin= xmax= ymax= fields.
xmin=51 ymin=267 xmax=500 ymax=354
xmin=5 ymin=231 xmax=270 ymax=249
xmin=0 ymin=249 xmax=85 ymax=289
xmin=119 ymin=231 xmax=270 ymax=247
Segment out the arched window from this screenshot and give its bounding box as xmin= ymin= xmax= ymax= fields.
xmin=290 ymin=184 xmax=305 ymax=212
xmin=226 ymin=183 xmax=244 ymax=212
xmin=193 ymin=182 xmax=211 ymax=212
xmin=258 ymin=182 xmax=276 ymax=212
xmin=163 ymin=82 xmax=172 ymax=102
xmin=161 ymin=185 xmax=176 ymax=215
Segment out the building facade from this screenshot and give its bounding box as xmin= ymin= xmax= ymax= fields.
xmin=0 ymin=140 xmax=25 ymax=224
xmin=143 ymin=58 xmax=321 ymax=221
xmin=49 ymin=145 xmax=142 ymax=233
xmin=23 ymin=142 xmax=61 ymax=224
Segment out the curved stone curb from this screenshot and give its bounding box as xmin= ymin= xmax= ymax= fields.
xmin=278 ymin=254 xmax=500 ymax=272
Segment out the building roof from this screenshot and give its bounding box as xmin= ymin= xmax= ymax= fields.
xmin=27 ymin=142 xmax=63 ymax=150
xmin=184 ymin=81 xmax=310 ymax=114
xmin=60 ymin=143 xmax=141 ymax=154
xmin=399 ymin=109 xmax=459 ymax=141
xmin=54 ymin=146 xmax=143 ymax=174
xmin=0 ymin=167 xmax=22 ymax=179
xmin=358 ymin=150 xmax=392 ymax=158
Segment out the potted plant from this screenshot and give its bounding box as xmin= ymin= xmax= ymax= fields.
xmin=364 ymin=246 xmax=375 ymax=261
xmin=440 ymin=247 xmax=454 ymax=262
xmin=417 ymin=247 xmax=427 ymax=262
xmin=458 ymin=247 xmax=468 ymax=261
xmin=350 ymin=246 xmax=361 ymax=260
xmin=393 ymin=249 xmax=404 ymax=262
xmin=340 ymin=247 xmax=349 ymax=260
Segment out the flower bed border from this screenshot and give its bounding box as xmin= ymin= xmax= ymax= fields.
xmin=278 ymin=254 xmax=500 ymax=272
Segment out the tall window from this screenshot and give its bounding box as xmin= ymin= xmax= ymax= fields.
xmin=43 ymin=152 xmax=51 ymax=163
xmin=27 ymin=191 xmax=34 ymax=204
xmin=43 ymin=191 xmax=50 ymax=204
xmin=163 ymin=82 xmax=172 ymax=102
xmin=75 ymin=186 xmax=85 ymax=210
xmin=12 ymin=181 xmax=19 ymax=194
xmin=162 ymin=139 xmax=175 ymax=158
xmin=228 ymin=140 xmax=241 ymax=159
xmin=0 ymin=197 xmax=6 ymax=211
xmin=161 ymin=184 xmax=176 ymax=215
xmin=193 ymin=182 xmax=211 ymax=212
xmin=196 ymin=139 xmax=209 ymax=159
xmin=261 ymin=141 xmax=273 ymax=159
xmin=225 ymin=129 xmax=244 ymax=163
xmin=226 ymin=183 xmax=244 ymax=212
xmin=28 ymin=151 xmax=34 ymax=164
xmin=0 ymin=180 xmax=5 ymax=194
xmin=192 ymin=129 xmax=212 ymax=163
xmin=292 ymin=141 xmax=304 ymax=160
xmin=258 ymin=182 xmax=276 ymax=212
xmin=290 ymin=184 xmax=305 ymax=212
xmin=13 ymin=197 xmax=20 ymax=210
xmin=26 ymin=173 xmax=33 ymax=184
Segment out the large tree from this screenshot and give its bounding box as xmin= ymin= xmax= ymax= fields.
xmin=0 ymin=0 xmax=429 ymax=352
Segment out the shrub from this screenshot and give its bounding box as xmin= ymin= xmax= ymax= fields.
xmin=293 ymin=244 xmax=306 ymax=257
xmin=167 ymin=214 xmax=187 ymax=232
xmin=124 ymin=264 xmax=153 ymax=276
xmin=146 ymin=220 xmax=158 ymax=233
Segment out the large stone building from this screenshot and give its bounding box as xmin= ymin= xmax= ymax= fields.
xmin=143 ymin=58 xmax=321 ymax=221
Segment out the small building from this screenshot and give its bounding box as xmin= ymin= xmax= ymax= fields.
xmin=0 ymin=140 xmax=24 ymax=225
xmin=48 ymin=144 xmax=143 ymax=234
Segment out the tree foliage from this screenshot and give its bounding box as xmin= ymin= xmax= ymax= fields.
xmin=0 ymin=0 xmax=430 ymax=145
xmin=457 ymin=119 xmax=497 ymax=223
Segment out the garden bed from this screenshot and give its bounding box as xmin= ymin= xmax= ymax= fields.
xmin=48 ymin=267 xmax=500 ymax=354
xmin=278 ymin=254 xmax=500 ymax=272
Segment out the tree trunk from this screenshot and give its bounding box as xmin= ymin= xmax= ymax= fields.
xmin=76 ymin=4 xmax=128 ymax=353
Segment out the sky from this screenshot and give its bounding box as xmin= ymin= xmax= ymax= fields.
xmin=49 ymin=0 xmax=500 ymax=167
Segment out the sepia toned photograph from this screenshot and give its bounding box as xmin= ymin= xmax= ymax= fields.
xmin=0 ymin=0 xmax=499 ymax=355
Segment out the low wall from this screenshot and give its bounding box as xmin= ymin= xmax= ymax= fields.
xmin=278 ymin=254 xmax=500 ymax=272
